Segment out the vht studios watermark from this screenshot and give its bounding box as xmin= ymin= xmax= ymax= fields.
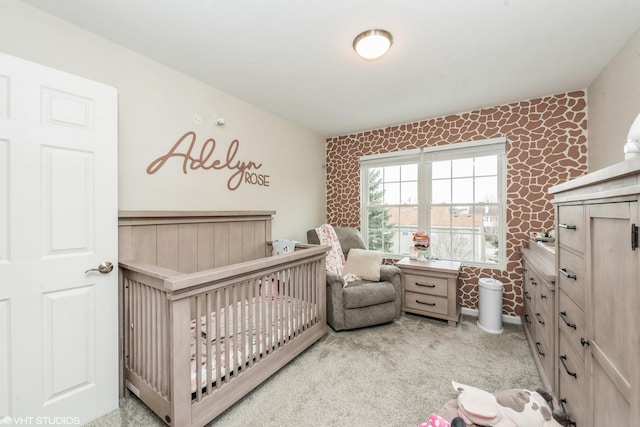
xmin=0 ymin=416 xmax=81 ymax=425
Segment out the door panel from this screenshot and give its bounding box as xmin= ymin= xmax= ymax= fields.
xmin=0 ymin=299 xmax=9 ymax=418
xmin=0 ymin=138 xmax=7 ymax=261
xmin=42 ymin=147 xmax=94 ymax=255
xmin=587 ymin=201 xmax=636 ymax=426
xmin=0 ymin=52 xmax=118 ymax=424
xmin=42 ymin=286 xmax=95 ymax=403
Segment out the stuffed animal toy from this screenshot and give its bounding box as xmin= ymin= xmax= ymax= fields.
xmin=420 ymin=413 xmax=466 ymax=427
xmin=448 ymin=381 xmax=563 ymax=427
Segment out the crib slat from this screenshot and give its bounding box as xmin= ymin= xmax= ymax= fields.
xmin=151 ymin=289 xmax=157 ymax=391
xmin=247 ymin=280 xmax=254 ymax=369
xmin=195 ymin=296 xmax=202 ymax=401
xmin=215 ymin=289 xmax=222 ymax=390
xmin=240 ymin=282 xmax=247 ymax=379
xmin=205 ymin=292 xmax=212 ymax=396
xmin=160 ymin=290 xmax=168 ymax=398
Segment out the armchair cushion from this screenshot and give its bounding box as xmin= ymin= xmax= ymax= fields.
xmin=344 ymin=248 xmax=382 ymax=281
xmin=342 ymin=281 xmax=397 ymax=309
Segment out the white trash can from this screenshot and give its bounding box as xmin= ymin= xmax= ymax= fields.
xmin=477 ymin=278 xmax=504 ymax=334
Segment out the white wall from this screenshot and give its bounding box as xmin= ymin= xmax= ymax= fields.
xmin=0 ymin=0 xmax=327 ymax=242
xmin=587 ymin=26 xmax=640 ymax=172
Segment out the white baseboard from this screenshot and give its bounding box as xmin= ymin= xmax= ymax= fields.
xmin=460 ymin=307 xmax=522 ymax=326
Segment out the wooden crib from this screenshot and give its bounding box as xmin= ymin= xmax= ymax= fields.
xmin=118 ymin=211 xmax=329 ymax=427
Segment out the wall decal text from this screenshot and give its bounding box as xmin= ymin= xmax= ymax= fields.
xmin=147 ymin=131 xmax=270 ymax=191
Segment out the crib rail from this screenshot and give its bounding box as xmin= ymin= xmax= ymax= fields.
xmin=120 ymin=244 xmax=328 ymax=426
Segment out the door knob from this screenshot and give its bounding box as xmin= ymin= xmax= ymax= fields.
xmin=85 ymin=261 xmax=113 ymax=274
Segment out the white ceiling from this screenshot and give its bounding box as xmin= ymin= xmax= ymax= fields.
xmin=20 ymin=0 xmax=640 ymax=137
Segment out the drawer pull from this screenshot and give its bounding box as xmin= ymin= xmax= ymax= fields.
xmin=524 ymin=314 xmax=531 ymax=325
xmin=535 ymin=342 xmax=545 ymax=357
xmin=540 ymin=293 xmax=547 ymax=300
xmin=535 ymin=313 xmax=545 ymax=325
xmin=580 ymin=337 xmax=590 ymax=347
xmin=559 ymin=268 xmax=577 ymax=280
xmin=529 ymin=277 xmax=537 ymax=286
xmin=524 ymin=291 xmax=531 ymax=300
xmin=559 ymin=223 xmax=577 ymax=230
xmin=559 ymin=311 xmax=577 ymax=329
xmin=559 ymin=399 xmax=577 ymax=427
xmin=416 ymin=300 xmax=436 ymax=307
xmin=415 ymin=282 xmax=436 ymax=288
xmin=559 ymin=355 xmax=577 ymax=378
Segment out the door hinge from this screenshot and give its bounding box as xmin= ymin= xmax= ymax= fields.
xmin=632 ymin=224 xmax=639 ymax=251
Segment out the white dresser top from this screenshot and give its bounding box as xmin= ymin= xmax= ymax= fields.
xmin=550 ymin=157 xmax=640 ymax=203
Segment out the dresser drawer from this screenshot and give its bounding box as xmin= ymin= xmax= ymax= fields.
xmin=558 ymin=248 xmax=585 ymax=310
xmin=534 ymin=299 xmax=553 ymax=347
xmin=536 ymin=284 xmax=554 ymax=317
xmin=558 ymin=336 xmax=586 ymax=427
xmin=404 ymin=274 xmax=447 ymax=297
xmin=558 ymin=290 xmax=586 ymax=362
xmin=557 ymin=205 xmax=585 ymax=253
xmin=404 ymin=291 xmax=448 ymax=315
xmin=523 ymin=277 xmax=536 ymax=308
xmin=534 ymin=333 xmax=554 ymax=384
xmin=523 ymin=297 xmax=535 ymax=337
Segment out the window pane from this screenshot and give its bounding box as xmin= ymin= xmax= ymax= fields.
xmin=401 ymin=181 xmax=418 ymax=204
xmin=432 ymin=179 xmax=451 ymax=203
xmin=400 ymin=229 xmax=415 ymax=255
xmin=367 ymin=167 xmax=384 ymax=204
xmin=432 ymin=160 xmax=450 ymax=179
xmin=430 ymin=206 xmax=452 ymax=229
xmin=429 ymin=231 xmax=450 ymax=260
xmin=401 ymin=164 xmax=418 ymax=181
xmin=384 ymin=165 xmax=400 ymax=182
xmin=451 ymin=232 xmax=474 ymax=261
xmin=475 ymin=155 xmax=497 ymax=176
xmin=399 ymin=206 xmax=419 ymax=228
xmin=475 ymin=176 xmax=497 ymax=203
xmin=388 ymin=229 xmax=401 ymax=254
xmin=452 ymin=178 xmax=473 ymax=203
xmin=368 ymin=229 xmax=383 ymax=251
xmin=482 ymin=205 xmax=500 ymax=234
xmin=452 ymin=158 xmax=473 ymax=178
xmin=383 ymin=182 xmax=400 ymax=204
xmin=482 ymin=233 xmax=499 ymax=264
xmin=368 ymin=207 xmax=389 ymax=229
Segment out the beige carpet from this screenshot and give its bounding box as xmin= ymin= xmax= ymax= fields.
xmin=89 ymin=314 xmax=541 ymax=427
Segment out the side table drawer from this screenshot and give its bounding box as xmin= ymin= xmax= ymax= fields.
xmin=404 ymin=274 xmax=448 ymax=297
xmin=405 ymin=291 xmax=448 ymax=315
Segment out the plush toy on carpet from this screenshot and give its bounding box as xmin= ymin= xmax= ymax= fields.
xmin=435 ymin=381 xmax=566 ymax=427
xmin=420 ymin=413 xmax=466 ymax=427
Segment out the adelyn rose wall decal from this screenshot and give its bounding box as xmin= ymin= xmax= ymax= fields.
xmin=146 ymin=131 xmax=270 ymax=191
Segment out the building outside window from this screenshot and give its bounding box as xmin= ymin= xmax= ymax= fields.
xmin=360 ymin=138 xmax=506 ymax=267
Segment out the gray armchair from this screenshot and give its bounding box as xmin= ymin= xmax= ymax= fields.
xmin=307 ymin=226 xmax=402 ymax=331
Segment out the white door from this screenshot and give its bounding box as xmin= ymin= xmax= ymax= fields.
xmin=0 ymin=52 xmax=118 ymax=424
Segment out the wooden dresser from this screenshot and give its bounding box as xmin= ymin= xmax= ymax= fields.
xmin=550 ymin=158 xmax=640 ymax=426
xmin=521 ymin=240 xmax=556 ymax=393
xmin=396 ymin=257 xmax=461 ymax=327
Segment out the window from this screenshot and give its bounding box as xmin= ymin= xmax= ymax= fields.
xmin=360 ymin=138 xmax=506 ymax=267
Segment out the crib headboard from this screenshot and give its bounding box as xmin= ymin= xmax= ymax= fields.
xmin=118 ymin=210 xmax=275 ymax=273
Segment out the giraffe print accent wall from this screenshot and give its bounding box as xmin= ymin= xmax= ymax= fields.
xmin=325 ymin=91 xmax=587 ymax=316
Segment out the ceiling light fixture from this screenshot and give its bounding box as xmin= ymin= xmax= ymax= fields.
xmin=353 ymin=29 xmax=393 ymax=60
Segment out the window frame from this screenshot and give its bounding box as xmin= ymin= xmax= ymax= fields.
xmin=360 ymin=137 xmax=507 ymax=268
